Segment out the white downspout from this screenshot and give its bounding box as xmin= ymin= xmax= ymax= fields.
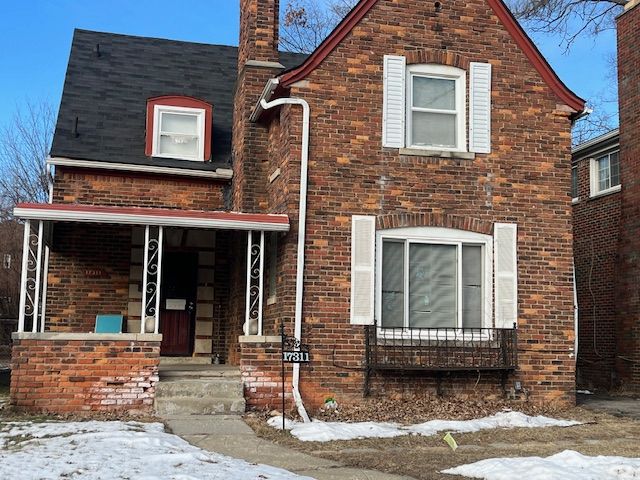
xmin=573 ymin=263 xmax=578 ymax=359
xmin=260 ymin=96 xmax=311 ymax=423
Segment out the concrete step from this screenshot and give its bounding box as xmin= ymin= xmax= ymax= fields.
xmin=159 ymin=356 xmax=212 ymax=366
xmin=156 ymin=378 xmax=244 ymax=398
xmin=159 ymin=365 xmax=240 ymax=379
xmin=155 ymin=396 xmax=245 ymax=415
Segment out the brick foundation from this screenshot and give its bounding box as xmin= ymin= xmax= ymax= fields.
xmin=10 ymin=333 xmax=160 ymax=414
xmin=239 ymin=337 xmax=294 ymax=411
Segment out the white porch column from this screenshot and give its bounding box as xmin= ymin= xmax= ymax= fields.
xmin=244 ymin=230 xmax=264 ymax=335
xmin=17 ymin=220 xmax=31 ymax=333
xmin=141 ymin=225 xmax=163 ymax=334
xmin=17 ymin=219 xmax=47 ymax=333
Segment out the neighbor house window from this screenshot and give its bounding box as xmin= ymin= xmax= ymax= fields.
xmin=590 ymin=150 xmax=620 ymax=197
xmin=571 ymin=166 xmax=578 ymax=200
xmin=145 ymin=96 xmax=212 ymax=162
xmin=376 ymin=228 xmax=491 ymax=330
xmin=406 ymin=65 xmax=466 ymax=151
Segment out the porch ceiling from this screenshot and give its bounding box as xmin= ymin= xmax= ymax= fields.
xmin=14 ymin=203 xmax=290 ymax=231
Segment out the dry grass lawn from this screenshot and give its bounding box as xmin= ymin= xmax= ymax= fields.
xmin=245 ymin=405 xmax=640 ymax=479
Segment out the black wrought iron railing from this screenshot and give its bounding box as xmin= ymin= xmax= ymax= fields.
xmin=364 ymin=325 xmax=518 ymax=371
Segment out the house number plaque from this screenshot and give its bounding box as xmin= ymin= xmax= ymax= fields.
xmin=279 ymin=324 xmax=311 ymax=430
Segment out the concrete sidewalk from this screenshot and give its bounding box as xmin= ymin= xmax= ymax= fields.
xmin=163 ymin=414 xmax=414 ymax=480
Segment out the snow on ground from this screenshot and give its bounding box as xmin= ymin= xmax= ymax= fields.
xmin=0 ymin=420 xmax=311 ymax=479
xmin=442 ymin=449 xmax=640 ymax=480
xmin=267 ymin=411 xmax=580 ymax=442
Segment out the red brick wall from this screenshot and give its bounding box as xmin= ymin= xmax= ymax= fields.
xmin=241 ymin=0 xmax=577 ymax=406
xmin=572 ymin=156 xmax=621 ymax=390
xmin=47 ymin=224 xmax=131 ymax=332
xmin=10 ymin=336 xmax=160 ymax=414
xmin=53 ymin=167 xmax=227 ymax=211
xmin=616 ymin=2 xmax=640 ymax=386
xmin=239 ymin=339 xmax=294 ymax=410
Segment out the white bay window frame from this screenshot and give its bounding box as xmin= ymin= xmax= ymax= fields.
xmin=405 ymin=64 xmax=466 ymax=152
xmin=375 ymin=227 xmax=492 ymax=338
xmin=152 ymin=104 xmax=206 ymax=161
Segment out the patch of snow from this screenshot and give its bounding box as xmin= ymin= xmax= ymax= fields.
xmin=442 ymin=449 xmax=640 ymax=480
xmin=577 ymin=389 xmax=594 ymax=395
xmin=0 ymin=420 xmax=311 ymax=479
xmin=268 ymin=411 xmax=580 ymax=442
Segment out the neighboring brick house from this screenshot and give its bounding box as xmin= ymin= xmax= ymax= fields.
xmin=572 ymin=129 xmax=620 ymax=390
xmin=11 ymin=0 xmax=585 ymax=415
xmin=571 ymin=0 xmax=640 ymax=393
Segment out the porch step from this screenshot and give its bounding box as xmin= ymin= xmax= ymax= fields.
xmin=159 ymin=357 xmax=212 ymax=366
xmin=159 ymin=365 xmax=240 ymax=379
xmin=154 ymin=369 xmax=246 ymax=416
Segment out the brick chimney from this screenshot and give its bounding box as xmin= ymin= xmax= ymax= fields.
xmin=232 ymin=0 xmax=282 ymax=212
xmin=238 ymin=0 xmax=280 ymax=68
xmin=615 ymin=0 xmax=640 ymax=386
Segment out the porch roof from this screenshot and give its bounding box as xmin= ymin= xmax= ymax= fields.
xmin=14 ymin=203 xmax=290 ymax=232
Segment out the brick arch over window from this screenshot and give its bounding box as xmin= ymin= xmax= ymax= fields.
xmin=405 ymin=50 xmax=470 ymax=70
xmin=376 ymin=212 xmax=493 ymax=235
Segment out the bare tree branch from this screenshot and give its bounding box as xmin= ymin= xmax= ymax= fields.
xmin=280 ymin=0 xmax=358 ymax=53
xmin=0 ymin=100 xmax=55 ymax=218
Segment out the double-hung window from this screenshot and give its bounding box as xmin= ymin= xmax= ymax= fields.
xmin=376 ymin=227 xmax=491 ymax=331
xmin=590 ymin=150 xmax=620 ymax=197
xmin=407 ymin=65 xmax=465 ymax=151
xmin=152 ymin=105 xmax=206 ymax=161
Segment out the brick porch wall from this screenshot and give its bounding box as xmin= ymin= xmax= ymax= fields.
xmin=10 ymin=333 xmax=160 ymax=414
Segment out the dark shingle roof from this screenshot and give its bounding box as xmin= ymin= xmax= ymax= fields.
xmin=51 ymin=29 xmax=306 ymax=171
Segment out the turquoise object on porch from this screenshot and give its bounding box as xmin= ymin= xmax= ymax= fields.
xmin=95 ymin=314 xmax=123 ymax=333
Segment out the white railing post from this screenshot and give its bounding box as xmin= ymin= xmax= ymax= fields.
xmin=140 ymin=225 xmax=150 ymax=334
xmin=17 ymin=220 xmax=30 ymax=333
xmin=40 ymin=245 xmax=50 ymax=333
xmin=32 ymin=220 xmax=44 ymax=333
xmin=257 ymin=230 xmax=265 ymax=336
xmin=154 ymin=226 xmax=163 ymax=335
xmin=244 ymin=230 xmax=252 ymax=335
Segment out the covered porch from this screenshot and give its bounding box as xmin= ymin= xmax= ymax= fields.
xmin=9 ymin=202 xmax=289 ymax=413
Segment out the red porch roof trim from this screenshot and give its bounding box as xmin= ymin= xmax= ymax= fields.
xmin=278 ymin=0 xmax=585 ymax=114
xmin=14 ymin=203 xmax=290 ymax=232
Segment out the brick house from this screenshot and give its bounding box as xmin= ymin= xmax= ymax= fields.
xmin=571 ymin=0 xmax=640 ymax=392
xmin=11 ymin=0 xmax=585 ymax=415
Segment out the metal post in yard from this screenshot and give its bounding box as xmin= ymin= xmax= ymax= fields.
xmin=281 ymin=323 xmax=286 ymax=430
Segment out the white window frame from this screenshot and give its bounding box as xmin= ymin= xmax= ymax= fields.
xmin=152 ymin=104 xmax=206 ymax=161
xmin=589 ymin=149 xmax=621 ymax=198
xmin=375 ymin=227 xmax=492 ymax=339
xmin=405 ymin=64 xmax=466 ymax=153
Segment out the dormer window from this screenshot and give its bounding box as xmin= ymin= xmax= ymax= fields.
xmin=145 ymin=96 xmax=212 ymax=162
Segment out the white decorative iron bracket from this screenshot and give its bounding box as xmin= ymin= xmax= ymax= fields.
xmin=244 ymin=230 xmax=264 ymax=335
xmin=140 ymin=225 xmax=164 ymax=334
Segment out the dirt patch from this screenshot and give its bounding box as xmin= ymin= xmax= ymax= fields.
xmin=245 ymin=400 xmax=640 ymax=480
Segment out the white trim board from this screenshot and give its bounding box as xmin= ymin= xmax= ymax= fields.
xmin=47 ymin=157 xmax=233 ymax=180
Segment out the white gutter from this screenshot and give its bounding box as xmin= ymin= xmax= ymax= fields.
xmin=259 ymin=94 xmax=311 ymax=423
xmin=47 ymin=156 xmax=234 ymax=180
xmin=250 ymin=78 xmax=280 ymax=123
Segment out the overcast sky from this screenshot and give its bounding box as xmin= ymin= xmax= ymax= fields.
xmin=0 ymin=0 xmax=617 ymax=130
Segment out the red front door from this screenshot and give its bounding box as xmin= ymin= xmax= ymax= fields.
xmin=160 ymin=252 xmax=197 ymax=356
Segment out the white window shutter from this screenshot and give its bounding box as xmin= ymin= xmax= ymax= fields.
xmin=469 ymin=62 xmax=492 ymax=154
xmin=350 ymin=215 xmax=376 ymax=325
xmin=494 ymin=223 xmax=517 ymax=328
xmin=382 ymin=55 xmax=406 ymax=148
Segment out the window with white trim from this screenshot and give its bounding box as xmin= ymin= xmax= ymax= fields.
xmin=406 ymin=65 xmax=466 ymax=151
xmin=375 ymin=227 xmax=492 ymax=330
xmin=590 ymin=150 xmax=620 ymax=197
xmin=152 ymin=105 xmax=206 ymax=161
xmin=382 ymin=57 xmax=491 ymax=154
